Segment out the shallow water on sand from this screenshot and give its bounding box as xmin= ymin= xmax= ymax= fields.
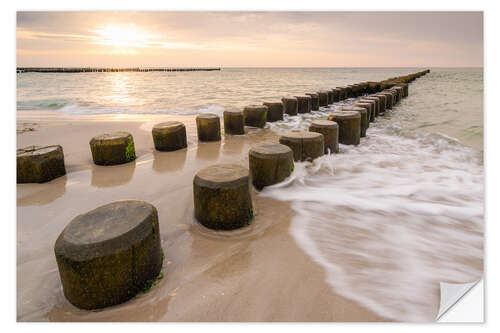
xmin=16 ymin=68 xmax=483 ymax=322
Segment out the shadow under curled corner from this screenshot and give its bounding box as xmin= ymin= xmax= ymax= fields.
xmin=436 ymin=279 xmax=483 ymax=322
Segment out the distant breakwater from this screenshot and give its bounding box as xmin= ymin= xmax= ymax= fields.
xmin=16 ymin=67 xmax=222 ymax=73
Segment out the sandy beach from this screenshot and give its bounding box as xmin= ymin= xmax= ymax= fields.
xmin=16 ymin=111 xmax=388 ymax=322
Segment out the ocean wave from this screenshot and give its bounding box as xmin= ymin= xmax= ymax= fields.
xmin=260 ymin=127 xmax=483 ymax=322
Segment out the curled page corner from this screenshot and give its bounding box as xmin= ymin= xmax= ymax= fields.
xmin=436 ymin=279 xmax=482 ymax=321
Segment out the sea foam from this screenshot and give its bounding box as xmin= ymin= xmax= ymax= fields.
xmin=261 ymin=125 xmax=483 ymax=322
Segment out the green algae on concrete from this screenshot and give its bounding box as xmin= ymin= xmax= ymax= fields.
xmin=223 ymin=110 xmax=245 ymax=135
xmin=281 ymin=97 xmax=298 ymax=116
xmin=263 ymin=102 xmax=284 ymax=122
xmin=309 ymin=120 xmax=339 ymax=154
xmin=342 ymin=106 xmax=369 ymax=137
xmin=279 ymin=131 xmax=324 ymax=162
xmin=89 ymin=132 xmax=136 ymax=166
xmin=193 ymin=164 xmax=253 ymax=230
xmin=17 ymin=145 xmax=66 ymax=183
xmin=354 ymin=102 xmax=374 ymax=123
xmin=152 ymin=121 xmax=188 ymax=151
xmin=294 ymin=95 xmax=312 ymax=114
xmin=249 ymin=143 xmax=294 ymax=190
xmin=328 ymin=111 xmax=361 ymax=145
xmin=317 ymin=91 xmax=328 ymax=107
xmin=196 ymin=113 xmax=221 ymax=141
xmin=243 ymin=105 xmax=268 ymax=128
xmin=305 ymin=93 xmax=320 ymax=111
xmin=54 ymin=200 xmax=163 ymax=310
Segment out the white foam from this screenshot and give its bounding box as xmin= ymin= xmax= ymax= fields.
xmin=261 ymin=126 xmax=483 ymax=322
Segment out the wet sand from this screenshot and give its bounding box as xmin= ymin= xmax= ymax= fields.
xmin=16 ymin=111 xmax=388 ymax=322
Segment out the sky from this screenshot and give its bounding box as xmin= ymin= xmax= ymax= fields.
xmin=16 ymin=11 xmax=483 ymax=68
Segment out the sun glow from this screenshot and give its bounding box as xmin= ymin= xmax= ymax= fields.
xmin=92 ymin=24 xmax=158 ymax=49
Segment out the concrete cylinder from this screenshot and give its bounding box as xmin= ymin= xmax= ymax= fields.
xmin=309 ymin=120 xmax=339 ymax=154
xmin=263 ymin=102 xmax=284 ymax=122
xmin=279 ymin=131 xmax=324 ymax=162
xmin=354 ymin=102 xmax=374 ymax=123
xmin=363 ymin=96 xmax=381 ymax=117
xmin=317 ymin=91 xmax=328 ymax=107
xmin=17 ymin=145 xmax=66 ymax=183
xmin=336 ymin=87 xmax=346 ymax=100
xmin=196 ymin=113 xmax=221 ymax=141
xmin=282 ymin=97 xmax=298 ymax=116
xmin=249 ymin=144 xmax=294 ymax=190
xmin=358 ymin=99 xmax=377 ymax=121
xmin=331 ymin=89 xmax=340 ymax=103
xmin=328 ymin=111 xmax=361 ymax=145
xmin=193 ymin=164 xmax=253 ymax=230
xmin=373 ymin=94 xmax=387 ymax=114
xmin=54 ymin=200 xmax=163 ymax=310
xmin=342 ymin=106 xmax=368 ymax=137
xmin=223 ymin=110 xmax=245 ymax=135
xmin=305 ymin=93 xmax=320 ymax=111
xmin=295 ymin=95 xmax=312 ymax=113
xmin=90 ymin=132 xmax=136 ymax=166
xmin=152 ymin=121 xmax=187 ymax=151
xmin=243 ymin=105 xmax=268 ymax=128
xmin=378 ymin=92 xmax=393 ymax=109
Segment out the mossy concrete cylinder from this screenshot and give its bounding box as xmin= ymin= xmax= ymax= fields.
xmin=193 ymin=164 xmax=252 ymax=230
xmin=309 ymin=120 xmax=339 ymax=154
xmin=373 ymin=94 xmax=387 ymax=113
xmin=263 ymin=102 xmax=284 ymax=122
xmin=249 ymin=144 xmax=294 ymax=190
xmin=282 ymin=97 xmax=298 ymax=116
xmin=355 ymin=102 xmax=374 ymax=123
xmin=90 ymin=132 xmax=136 ymax=166
xmin=328 ymin=111 xmax=361 ymax=145
xmin=317 ymin=91 xmax=328 ymax=107
xmin=379 ymin=92 xmax=393 ymax=109
xmin=279 ymin=131 xmax=324 ymax=162
xmin=331 ymin=89 xmax=340 ymax=102
xmin=152 ymin=121 xmax=187 ymax=151
xmin=223 ymin=110 xmax=245 ymax=135
xmin=342 ymin=106 xmax=368 ymax=137
xmin=295 ymin=95 xmax=312 ymax=114
xmin=359 ymin=99 xmax=377 ymax=121
xmin=363 ymin=96 xmax=381 ymax=117
xmin=305 ymin=93 xmax=319 ymax=111
xmin=327 ymin=90 xmax=334 ymax=104
xmin=17 ymin=145 xmax=66 ymax=183
xmin=196 ymin=113 xmax=221 ymax=141
xmin=243 ymin=105 xmax=268 ymax=128
xmin=336 ymin=87 xmax=347 ymax=100
xmin=54 ymin=200 xmax=163 ymax=310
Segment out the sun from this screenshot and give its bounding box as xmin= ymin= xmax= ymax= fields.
xmin=92 ymin=24 xmax=156 ymax=49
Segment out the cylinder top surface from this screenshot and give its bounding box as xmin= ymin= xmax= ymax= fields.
xmin=244 ymin=105 xmax=267 ymax=110
xmin=310 ymin=120 xmax=338 ymax=128
xmin=92 ymin=131 xmax=131 ymax=141
xmin=62 ymin=200 xmax=154 ymax=246
xmin=224 ymin=109 xmax=243 ymax=115
xmin=294 ymin=95 xmax=310 ymax=99
xmin=281 ymin=131 xmax=322 ymax=140
xmin=196 ymin=113 xmax=219 ymax=120
xmin=153 ymin=121 xmax=184 ymax=130
xmin=263 ymin=101 xmax=282 ymax=106
xmin=331 ymin=111 xmax=361 ymax=119
xmin=17 ymin=145 xmax=60 ymax=156
xmin=342 ymin=106 xmax=365 ymax=112
xmin=305 ymin=93 xmax=318 ymax=97
xmin=250 ymin=143 xmax=292 ymax=156
xmin=195 ymin=164 xmax=248 ymax=187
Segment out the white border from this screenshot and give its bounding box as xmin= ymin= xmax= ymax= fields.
xmin=3 ymin=1 xmax=497 ymax=332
